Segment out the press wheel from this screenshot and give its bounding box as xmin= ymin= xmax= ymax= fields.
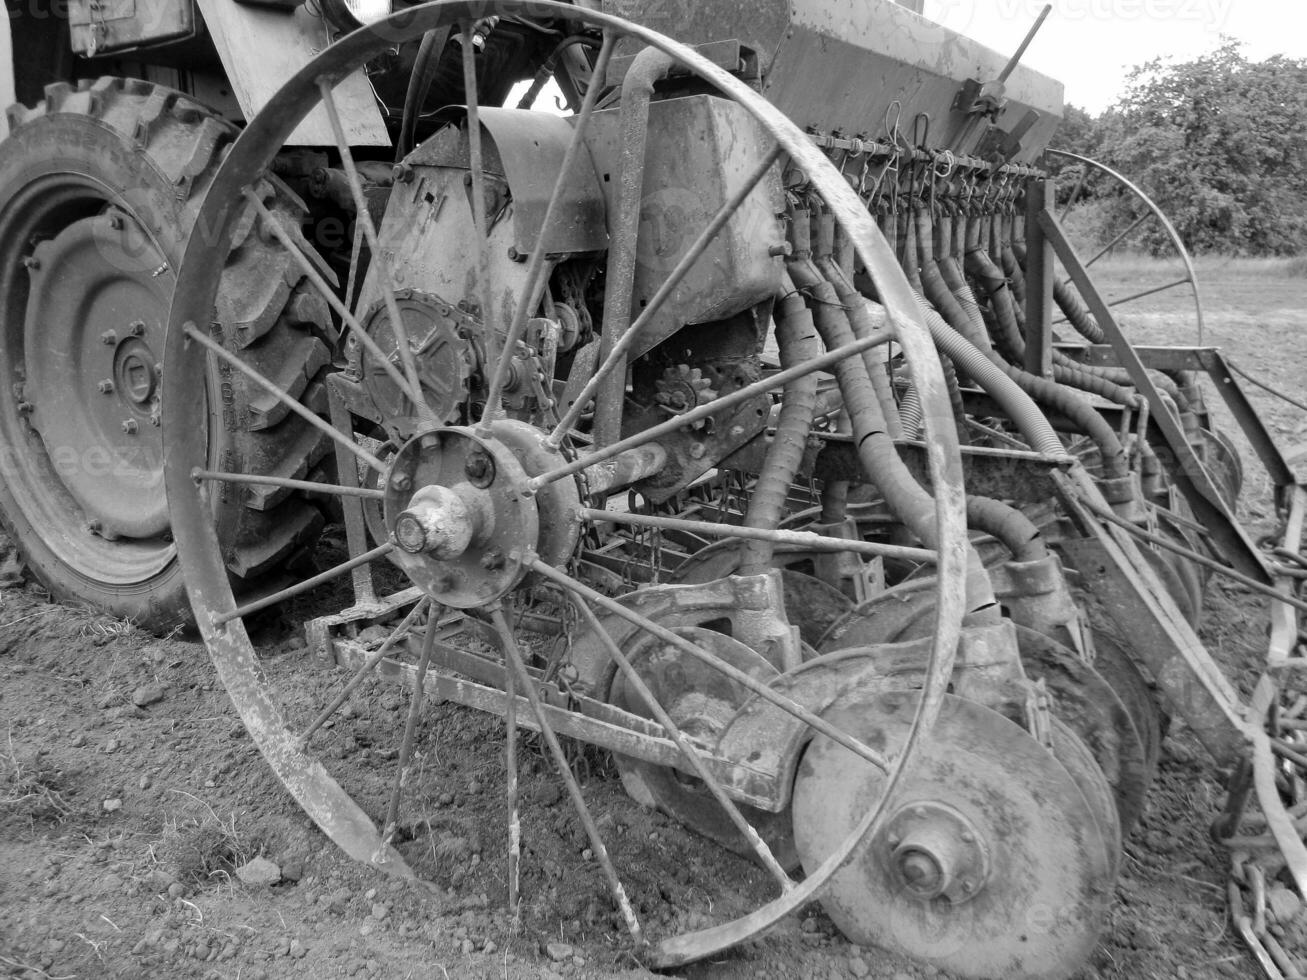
xmin=793 ymin=692 xmax=1115 ymax=980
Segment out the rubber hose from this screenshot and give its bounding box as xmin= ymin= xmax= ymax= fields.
xmin=817 ymin=255 xmax=903 ymax=440
xmin=938 ymin=208 xmax=991 ymax=347
xmin=916 ymin=207 xmax=988 ymax=354
xmin=967 ymin=494 xmax=1047 ymax=562
xmin=791 ymin=258 xmax=1001 ymax=617
xmin=397 ymin=27 xmax=454 ymax=163
xmin=899 ymin=384 xmax=924 ymax=437
xmin=740 ymin=282 xmax=820 ymax=575
xmin=965 ymin=245 xmax=1129 ymax=477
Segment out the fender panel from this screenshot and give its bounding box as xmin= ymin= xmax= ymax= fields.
xmin=194 ymin=0 xmax=386 ymax=146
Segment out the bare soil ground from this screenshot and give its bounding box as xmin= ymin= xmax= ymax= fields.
xmin=1 ymin=259 xmax=1304 ymax=980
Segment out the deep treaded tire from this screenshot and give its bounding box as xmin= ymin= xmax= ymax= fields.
xmin=0 ymin=77 xmax=333 ymax=628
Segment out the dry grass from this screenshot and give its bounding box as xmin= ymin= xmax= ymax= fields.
xmin=1088 ymin=252 xmax=1306 ymax=280
xmin=0 ymin=727 xmax=72 ymax=826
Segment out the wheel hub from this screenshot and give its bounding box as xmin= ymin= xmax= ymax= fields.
xmin=382 ymin=420 xmax=579 ymax=608
xmin=880 ymin=802 xmax=990 ymax=904
xmin=22 ymin=210 xmax=170 ymax=540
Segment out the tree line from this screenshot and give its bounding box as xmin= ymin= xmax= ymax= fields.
xmin=1051 ymin=40 xmax=1307 ymax=257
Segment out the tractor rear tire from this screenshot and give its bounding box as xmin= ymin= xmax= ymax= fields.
xmin=0 ymin=77 xmax=333 ymax=629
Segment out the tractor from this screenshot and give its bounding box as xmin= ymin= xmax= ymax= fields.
xmin=2 ymin=1 xmax=1302 ymax=977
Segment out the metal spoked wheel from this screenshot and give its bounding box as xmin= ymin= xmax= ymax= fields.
xmin=164 ymin=4 xmax=1115 ymax=976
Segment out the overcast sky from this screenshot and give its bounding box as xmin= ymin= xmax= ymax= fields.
xmin=920 ymin=0 xmax=1307 ymax=112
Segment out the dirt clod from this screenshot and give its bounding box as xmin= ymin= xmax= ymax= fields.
xmin=131 ymin=683 xmax=166 ymax=707
xmin=236 ymin=856 xmax=282 ymax=887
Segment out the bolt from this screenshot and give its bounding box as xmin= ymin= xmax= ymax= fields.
xmin=480 ymin=548 xmax=505 ymax=571
xmin=108 ymin=214 xmax=123 ymax=230
xmin=768 ymin=242 xmax=793 ymax=258
xmin=960 ymin=831 xmax=975 ymax=844
xmin=86 ymin=520 xmax=102 ymax=535
xmin=689 ymin=442 xmax=707 ymax=460
xmin=392 ymin=162 xmax=414 ymax=184
xmin=886 ymin=833 xmax=901 ymax=848
xmin=507 ymin=246 xmax=526 ymax=262
xmin=912 ymin=806 xmax=927 ymax=819
xmin=961 ymin=879 xmax=975 ymax=895
xmin=391 ymin=473 xmax=412 ymax=492
xmin=22 ymin=256 xmax=40 ymax=271
xmin=464 ymin=452 xmax=493 ymax=485
xmin=98 ymin=380 xmax=115 ymax=394
xmin=100 ymin=330 xmax=118 ymax=346
xmin=128 ymin=320 xmax=146 ymax=337
xmin=121 ymin=418 xmax=138 ymax=435
xmin=149 ymin=414 xmax=161 ymax=428
xmin=16 ymin=401 xmax=33 ymax=415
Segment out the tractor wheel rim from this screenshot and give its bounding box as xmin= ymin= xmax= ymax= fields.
xmin=0 ymin=174 xmax=174 ymax=587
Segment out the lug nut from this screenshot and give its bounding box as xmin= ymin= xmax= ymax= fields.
xmin=100 ymin=330 xmax=117 ymax=346
xmin=108 ymin=214 xmax=123 ymax=230
xmin=86 ymin=520 xmax=102 ymax=535
xmin=121 ymin=419 xmax=138 ymax=435
xmin=391 ymin=473 xmax=412 ymax=492
xmin=98 ymin=380 xmax=115 ymax=394
xmin=22 ymin=256 xmax=40 ymax=271
xmin=128 ymin=320 xmax=146 ymax=337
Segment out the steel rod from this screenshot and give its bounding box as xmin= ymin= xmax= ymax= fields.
xmin=531 ymin=327 xmax=894 ymax=490
xmin=316 ymin=78 xmax=433 ymax=423
xmin=484 ymin=31 xmax=617 ymax=418
xmin=505 ymin=632 xmax=520 ymax=923
xmin=579 ymin=508 xmax=936 ymax=563
xmin=297 ymin=598 xmax=432 ymax=747
xmin=1086 ymin=210 xmax=1154 ymax=269
xmin=192 ymin=468 xmax=385 ymax=500
xmin=530 ymin=559 xmax=892 ymax=773
xmin=215 ymin=543 xmax=394 ymax=626
xmin=382 ymin=611 xmax=437 ymax=842
xmin=548 ymin=144 xmax=785 ymax=446
xmin=241 ymin=188 xmax=425 ymax=410
xmin=460 ymin=25 xmax=500 ymax=398
xmin=184 ymin=323 xmax=387 ymax=474
xmin=490 ymin=607 xmax=643 ymax=942
xmin=1104 ymin=276 xmax=1192 ymax=310
xmin=571 ymin=596 xmax=793 ymax=889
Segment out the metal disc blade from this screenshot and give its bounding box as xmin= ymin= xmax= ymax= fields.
xmin=1090 ymin=631 xmax=1164 ymax=775
xmin=1049 ymin=716 xmax=1122 ymax=877
xmin=793 ymin=693 xmax=1114 ymax=980
xmin=1017 ymin=626 xmax=1151 ymax=835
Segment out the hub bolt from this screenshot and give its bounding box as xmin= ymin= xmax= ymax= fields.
xmin=86 ymin=520 xmax=102 ymax=535
xmin=108 ymin=214 xmax=123 ymax=230
xmin=391 ymin=473 xmax=412 ymax=492
xmin=128 ymin=320 xmax=146 ymax=337
xmin=22 ymin=256 xmax=39 ymax=271
xmin=100 ymin=330 xmax=118 ymax=346
xmin=122 ymin=419 xmax=139 ymax=435
xmin=17 ymin=401 xmax=33 ymax=415
xmin=464 ymin=451 xmax=495 ymax=487
xmin=98 ymin=380 xmax=115 ymax=394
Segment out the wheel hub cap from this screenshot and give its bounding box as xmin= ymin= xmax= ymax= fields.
xmin=23 ymin=210 xmax=170 ymax=540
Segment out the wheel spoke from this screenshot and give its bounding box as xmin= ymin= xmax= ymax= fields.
xmin=484 ymin=30 xmax=617 ymax=419
xmin=579 ymin=507 xmax=936 ymax=564
xmin=192 ymin=469 xmax=385 ymax=501
xmin=214 ymin=543 xmax=394 ymax=626
xmin=547 ymin=145 xmax=785 ymax=446
xmin=183 ymin=323 xmax=387 ymax=474
xmin=460 ymin=24 xmax=500 ymax=397
xmin=505 ymin=640 xmax=521 ymax=923
xmin=1086 ymin=209 xmax=1155 ymax=268
xmin=241 ymin=187 xmax=427 ymax=411
xmin=570 ymin=595 xmax=794 ymax=890
xmin=489 ymin=606 xmax=644 ymax=943
xmin=297 ymin=598 xmax=433 ymax=747
xmin=529 ymin=327 xmax=894 ymax=491
xmin=316 ymin=77 xmax=434 ymax=425
xmin=1102 ymin=276 xmax=1192 ymax=309
xmin=381 ymin=611 xmax=438 ymax=846
xmin=529 ymin=559 xmax=892 ymax=773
